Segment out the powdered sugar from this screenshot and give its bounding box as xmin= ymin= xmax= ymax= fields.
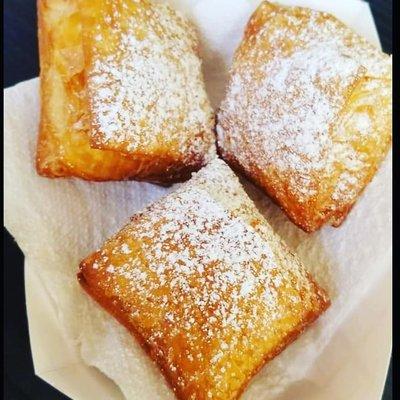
xmin=220 ymin=42 xmax=361 ymax=178
xmin=86 ymin=1 xmax=214 ymax=160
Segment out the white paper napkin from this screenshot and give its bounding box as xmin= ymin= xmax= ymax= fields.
xmin=4 ymin=1 xmax=391 ymax=399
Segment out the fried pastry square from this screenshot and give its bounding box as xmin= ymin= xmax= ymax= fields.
xmin=217 ymin=1 xmax=392 ymax=232
xmin=78 ymin=158 xmax=330 ymax=400
xmin=36 ymin=0 xmax=215 ymax=183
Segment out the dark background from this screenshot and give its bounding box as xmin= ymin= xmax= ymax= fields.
xmin=3 ymin=0 xmax=393 ymax=399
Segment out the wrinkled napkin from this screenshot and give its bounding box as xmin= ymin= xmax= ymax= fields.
xmin=4 ymin=0 xmax=391 ymax=399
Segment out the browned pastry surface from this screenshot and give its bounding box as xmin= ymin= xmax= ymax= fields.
xmin=217 ymin=1 xmax=392 ymax=232
xmin=79 ymin=158 xmax=330 ymax=400
xmin=36 ymin=0 xmax=215 ymax=183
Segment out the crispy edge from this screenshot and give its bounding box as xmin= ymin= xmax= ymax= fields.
xmin=216 ymin=142 xmax=325 ymax=233
xmin=78 ymin=248 xmax=330 ymax=399
xmin=216 ymin=141 xmax=377 ymax=233
xmin=235 ymin=274 xmax=330 ymax=399
xmin=77 ymin=255 xmax=182 ymax=399
xmin=36 ymin=0 xmax=66 ymax=178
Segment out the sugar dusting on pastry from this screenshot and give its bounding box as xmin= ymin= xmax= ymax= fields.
xmin=85 ymin=0 xmax=214 ymax=162
xmin=220 ymin=42 xmax=362 ymax=179
xmin=79 ymin=158 xmax=329 ymax=399
xmin=217 ymin=2 xmax=392 ymax=231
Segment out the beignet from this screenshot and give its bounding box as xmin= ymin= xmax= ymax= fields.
xmin=36 ymin=0 xmax=215 ymax=183
xmin=78 ymin=158 xmax=330 ymax=400
xmin=217 ymin=1 xmax=392 ymax=232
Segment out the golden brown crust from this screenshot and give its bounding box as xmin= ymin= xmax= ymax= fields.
xmin=217 ymin=1 xmax=392 ymax=232
xmin=36 ymin=0 xmax=215 ymax=183
xmin=78 ymin=158 xmax=330 ymax=399
xmin=78 ymin=268 xmax=329 ymax=400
